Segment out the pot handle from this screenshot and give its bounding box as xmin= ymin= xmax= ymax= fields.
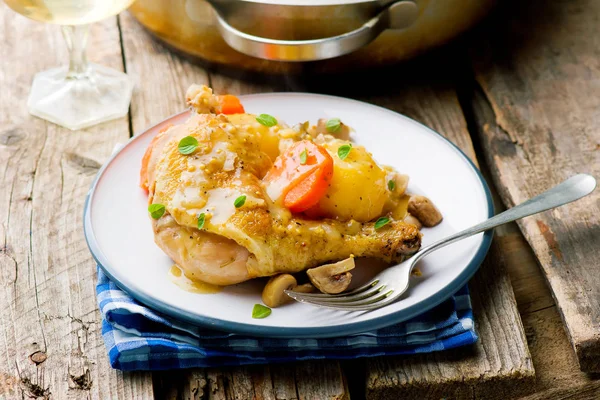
xmin=211 ymin=1 xmax=419 ymax=62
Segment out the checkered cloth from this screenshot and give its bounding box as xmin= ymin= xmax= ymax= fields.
xmin=97 ymin=268 xmax=478 ymax=371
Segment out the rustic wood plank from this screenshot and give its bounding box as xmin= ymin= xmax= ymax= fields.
xmin=468 ymin=0 xmax=600 ymax=371
xmin=294 ymin=362 xmax=348 ymax=400
xmin=0 ymin=5 xmax=153 ymax=399
xmin=500 ymin=234 xmax=554 ymax=315
xmin=468 ymin=175 xmax=599 ymax=398
xmin=450 ymin=156 xmax=596 ymax=397
xmin=463 ymin=195 xmax=599 ymax=397
xmin=120 ymin=12 xmax=348 ymax=400
xmin=519 ymin=382 xmax=600 ymax=400
xmin=204 ymin=362 xmax=348 ymax=400
xmin=500 ymin=234 xmax=600 ymax=399
xmin=119 ymin=15 xmax=208 ymax=132
xmin=365 ymin=239 xmax=535 ymax=400
xmin=152 ymin=370 xmax=207 ymax=399
xmin=521 ymin=306 xmax=599 ymax=397
xmin=474 ymin=161 xmax=554 ymax=314
xmin=206 ymin=365 xmax=278 ymax=400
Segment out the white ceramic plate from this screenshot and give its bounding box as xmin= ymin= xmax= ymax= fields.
xmin=84 ymin=93 xmax=493 ymax=338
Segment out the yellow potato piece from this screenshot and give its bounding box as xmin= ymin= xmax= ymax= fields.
xmin=228 ymin=114 xmax=281 ymax=162
xmin=318 ymin=140 xmax=388 ymax=222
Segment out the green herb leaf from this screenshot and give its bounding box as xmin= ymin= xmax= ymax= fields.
xmin=178 ymin=136 xmax=199 ymax=155
xmin=337 ymin=143 xmax=352 ymax=160
xmin=256 ymin=114 xmax=278 ymax=127
xmin=299 ymin=149 xmax=308 ymax=165
xmin=148 ymin=203 xmax=165 ymax=219
xmin=252 ymin=304 xmax=272 ymax=319
xmin=197 ymin=213 xmax=206 ymax=229
xmin=374 ymin=216 xmax=391 ymax=230
xmin=388 ymin=179 xmax=396 ymax=191
xmin=234 ymin=195 xmax=246 ymax=208
xmin=326 ymin=118 xmax=341 ymax=133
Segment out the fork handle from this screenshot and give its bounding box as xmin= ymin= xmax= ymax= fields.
xmin=417 ymin=174 xmax=597 ymax=259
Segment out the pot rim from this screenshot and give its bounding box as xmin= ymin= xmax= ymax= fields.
xmin=233 ymin=0 xmax=381 ymax=6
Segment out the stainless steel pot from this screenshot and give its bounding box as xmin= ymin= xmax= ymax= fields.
xmin=129 ymin=0 xmax=496 ymax=73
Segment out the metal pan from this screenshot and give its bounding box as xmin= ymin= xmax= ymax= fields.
xmin=128 ymin=0 xmax=497 ymax=73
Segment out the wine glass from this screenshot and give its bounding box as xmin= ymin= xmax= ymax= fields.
xmin=4 ymin=0 xmax=136 ymax=130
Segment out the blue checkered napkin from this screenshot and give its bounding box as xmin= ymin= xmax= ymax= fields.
xmin=97 ymin=268 xmax=477 ymax=371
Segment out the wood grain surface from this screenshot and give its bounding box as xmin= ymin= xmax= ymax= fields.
xmin=366 ymin=239 xmax=535 ymax=400
xmin=0 ymin=5 xmax=154 ymax=399
xmin=469 ymin=0 xmax=600 ymax=372
xmin=3 ymin=1 xmax=600 ymax=398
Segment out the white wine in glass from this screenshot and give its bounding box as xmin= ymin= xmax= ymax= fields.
xmin=4 ymin=0 xmax=136 ymax=130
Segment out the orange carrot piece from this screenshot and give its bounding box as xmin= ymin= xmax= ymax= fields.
xmin=264 ymin=140 xmax=333 ymax=213
xmin=284 ymin=167 xmax=332 ymax=213
xmin=217 ymin=95 xmax=245 ymax=114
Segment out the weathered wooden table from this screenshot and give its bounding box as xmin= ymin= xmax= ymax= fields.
xmin=1 ymin=0 xmax=599 ymax=398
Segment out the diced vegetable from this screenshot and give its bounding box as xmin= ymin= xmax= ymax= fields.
xmin=227 ymin=114 xmax=280 ymax=161
xmin=263 ymin=140 xmax=334 ymax=213
xmin=317 ymin=140 xmax=388 ymax=222
xmin=216 ymin=94 xmax=245 ymax=114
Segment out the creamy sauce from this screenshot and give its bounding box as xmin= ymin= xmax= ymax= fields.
xmin=203 ymin=187 xmax=238 ymax=225
xmin=168 ymin=265 xmax=222 ymax=294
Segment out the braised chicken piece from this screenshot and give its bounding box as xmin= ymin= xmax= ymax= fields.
xmin=141 ymin=85 xmax=422 ymax=286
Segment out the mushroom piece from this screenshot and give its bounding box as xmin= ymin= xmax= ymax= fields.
xmin=403 ymin=213 xmax=423 ymax=229
xmin=407 ymin=195 xmax=443 ymax=227
xmin=292 ymin=283 xmax=316 ymax=293
xmin=314 ymin=118 xmax=351 ymax=140
xmin=262 ymin=274 xmax=297 ymax=308
xmin=307 ymin=257 xmax=355 ymax=294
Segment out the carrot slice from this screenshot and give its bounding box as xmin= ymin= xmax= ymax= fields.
xmin=217 ymin=95 xmax=245 ymax=114
xmin=284 ymin=168 xmax=332 ymax=213
xmin=264 ymin=140 xmax=333 ymax=213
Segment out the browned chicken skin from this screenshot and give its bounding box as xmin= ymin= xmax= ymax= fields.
xmin=144 ymin=86 xmax=422 ymax=285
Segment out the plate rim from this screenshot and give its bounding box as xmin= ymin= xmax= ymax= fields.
xmin=84 ymin=92 xmax=494 ymax=338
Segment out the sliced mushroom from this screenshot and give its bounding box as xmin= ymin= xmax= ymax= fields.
xmin=307 ymin=257 xmax=355 ymax=294
xmin=403 ymin=213 xmax=423 ymax=229
xmin=407 ymin=195 xmax=443 ymax=227
xmin=262 ymin=274 xmax=297 ymax=308
xmin=292 ymin=283 xmax=316 ymax=293
xmin=314 ymin=118 xmax=351 ymax=140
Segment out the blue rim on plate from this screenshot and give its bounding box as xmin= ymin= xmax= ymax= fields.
xmin=83 ymin=93 xmax=494 ymax=338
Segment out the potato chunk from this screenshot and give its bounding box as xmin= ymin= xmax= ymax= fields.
xmin=227 ymin=114 xmax=281 ymax=162
xmin=317 ymin=140 xmax=388 ymax=222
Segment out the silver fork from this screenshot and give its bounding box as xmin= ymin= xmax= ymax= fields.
xmin=285 ymin=174 xmax=597 ymax=311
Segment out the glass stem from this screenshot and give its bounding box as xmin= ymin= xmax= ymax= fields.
xmin=62 ymin=25 xmax=90 ymax=79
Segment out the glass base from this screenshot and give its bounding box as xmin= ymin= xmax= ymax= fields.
xmin=27 ymin=63 xmax=133 ymax=131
